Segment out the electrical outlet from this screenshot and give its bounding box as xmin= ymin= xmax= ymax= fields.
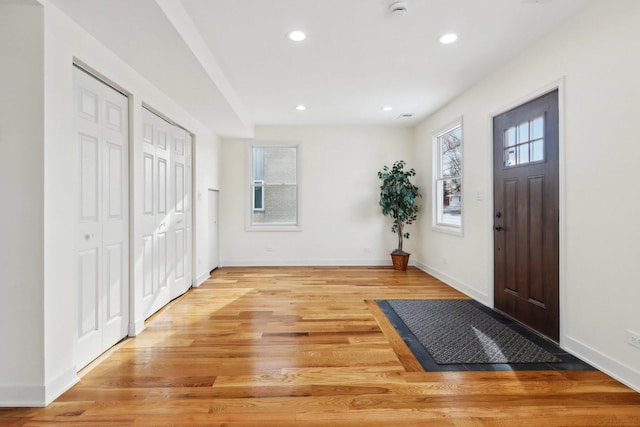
xmin=363 ymin=247 xmax=371 ymax=253
xmin=265 ymin=246 xmax=274 ymax=252
xmin=627 ymin=330 xmax=640 ymax=349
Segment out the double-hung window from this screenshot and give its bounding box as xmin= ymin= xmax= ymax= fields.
xmin=433 ymin=119 xmax=463 ymax=234
xmin=249 ymin=143 xmax=299 ymax=230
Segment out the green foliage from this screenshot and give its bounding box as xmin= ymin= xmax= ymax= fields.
xmin=377 ymin=160 xmax=421 ymax=255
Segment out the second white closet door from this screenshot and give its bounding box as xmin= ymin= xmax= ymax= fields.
xmin=142 ymin=108 xmax=192 ymax=319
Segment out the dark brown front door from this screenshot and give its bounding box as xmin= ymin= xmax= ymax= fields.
xmin=493 ymin=90 xmax=559 ymax=341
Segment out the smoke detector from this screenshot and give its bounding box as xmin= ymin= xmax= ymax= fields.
xmin=389 ymin=1 xmax=408 ymax=14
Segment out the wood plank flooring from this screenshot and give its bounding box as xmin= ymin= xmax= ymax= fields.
xmin=2 ymin=266 xmax=640 ymax=426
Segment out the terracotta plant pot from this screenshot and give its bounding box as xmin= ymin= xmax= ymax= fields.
xmin=391 ymin=253 xmax=410 ymax=271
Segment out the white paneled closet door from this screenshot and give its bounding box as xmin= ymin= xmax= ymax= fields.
xmin=142 ymin=110 xmax=172 ymax=317
xmin=141 ymin=108 xmax=193 ymax=319
xmin=74 ymin=66 xmax=129 ymax=370
xmin=174 ymin=131 xmax=193 ymax=297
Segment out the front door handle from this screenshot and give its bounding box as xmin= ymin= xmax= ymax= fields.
xmin=494 ymin=225 xmax=503 ymax=232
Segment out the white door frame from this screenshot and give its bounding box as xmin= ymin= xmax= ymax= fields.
xmin=208 ymin=189 xmax=220 ymax=272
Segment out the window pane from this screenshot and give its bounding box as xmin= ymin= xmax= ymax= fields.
xmin=505 ymin=127 xmax=516 ymax=147
xmin=504 ymin=147 xmax=516 ymax=167
xmin=518 ymin=122 xmax=530 ymax=143
xmin=253 ymin=147 xmax=264 ymax=180
xmin=252 ymin=184 xmax=297 ymax=224
xmin=531 ymin=116 xmax=544 ymax=139
xmin=440 ymin=128 xmax=461 ymax=178
xmin=531 ymin=139 xmax=544 ymax=162
xmin=437 ymin=178 xmax=462 ymax=226
xmin=264 ymin=147 xmax=296 ymax=184
xmin=518 ymin=144 xmax=530 ymax=164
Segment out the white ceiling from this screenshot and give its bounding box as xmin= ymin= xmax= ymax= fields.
xmin=49 ymin=0 xmax=593 ymax=137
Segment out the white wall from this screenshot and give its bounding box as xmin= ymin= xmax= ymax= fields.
xmin=194 ymin=131 xmax=221 ymax=285
xmin=0 ymin=1 xmax=45 ymax=406
xmin=220 ymin=126 xmax=415 ymax=266
xmin=413 ymin=0 xmax=640 ymax=391
xmin=0 ymin=0 xmax=221 ymax=406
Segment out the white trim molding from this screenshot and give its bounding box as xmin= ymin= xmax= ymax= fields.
xmin=194 ymin=271 xmax=211 ymax=287
xmin=0 ymin=367 xmax=78 ymax=407
xmin=414 ymin=260 xmax=489 ymax=304
xmin=564 ymin=335 xmax=640 ymax=393
xmin=221 ymin=259 xmax=396 ymax=268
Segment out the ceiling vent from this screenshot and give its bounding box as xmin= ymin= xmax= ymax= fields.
xmin=389 ymin=1 xmax=408 ymax=15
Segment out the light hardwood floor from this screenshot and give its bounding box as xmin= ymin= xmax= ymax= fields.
xmin=3 ymin=267 xmax=640 ymax=426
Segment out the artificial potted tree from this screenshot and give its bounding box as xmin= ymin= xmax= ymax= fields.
xmin=378 ymin=160 xmax=421 ymax=271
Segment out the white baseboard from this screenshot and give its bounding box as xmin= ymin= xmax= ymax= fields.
xmin=45 ymin=366 xmax=78 ymax=406
xmin=128 ymin=319 xmax=145 ymax=337
xmin=414 ymin=260 xmax=489 ymax=304
xmin=220 ymin=259 xmax=394 ymax=267
xmin=194 ymin=271 xmax=210 ymax=287
xmin=0 ymin=367 xmax=78 ymax=407
xmin=564 ymin=336 xmax=640 ymax=393
xmin=0 ymin=384 xmax=45 ymax=407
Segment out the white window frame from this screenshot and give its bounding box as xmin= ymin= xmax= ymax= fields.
xmin=246 ymin=142 xmax=301 ymax=232
xmin=432 ymin=118 xmax=464 ymax=236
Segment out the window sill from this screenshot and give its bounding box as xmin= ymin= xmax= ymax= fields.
xmin=432 ymin=223 xmax=463 ymax=237
xmin=245 ymin=224 xmax=302 ymax=232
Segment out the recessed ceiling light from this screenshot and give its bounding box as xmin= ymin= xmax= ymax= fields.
xmin=381 ymin=105 xmax=393 ymax=112
xmin=288 ymin=30 xmax=306 ymax=42
xmin=439 ymin=33 xmax=458 ymax=44
xmin=295 ymin=104 xmax=306 ymax=111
